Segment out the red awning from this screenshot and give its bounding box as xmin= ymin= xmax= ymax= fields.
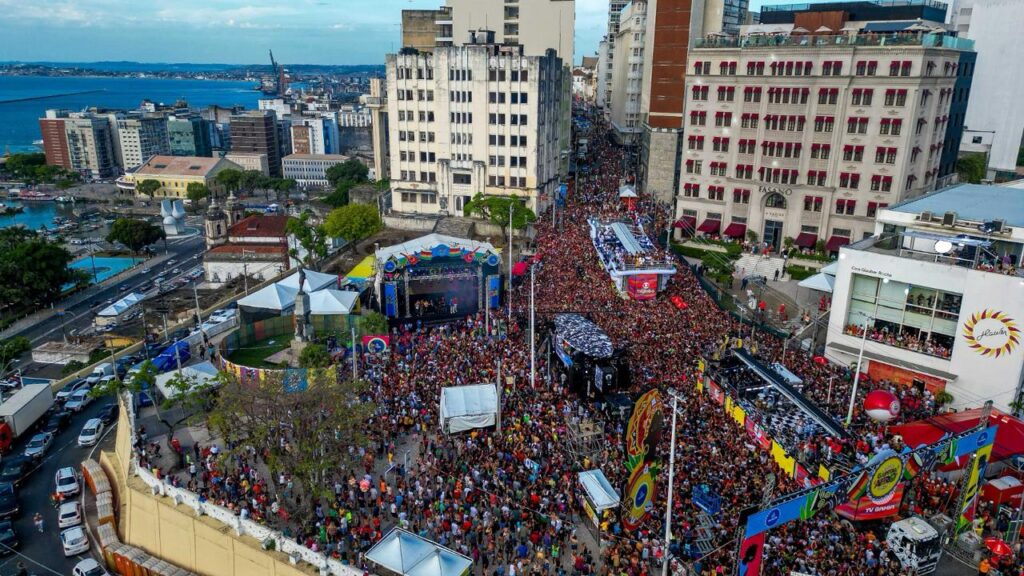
xmin=890 ymin=408 xmax=1024 ymax=466
xmin=794 ymin=232 xmax=818 ymax=248
xmin=673 ymin=216 xmax=697 ymax=230
xmin=825 ymin=236 xmax=850 ymax=251
xmin=723 ymin=223 xmax=746 ymax=238
xmin=697 ymin=219 xmax=721 ymax=234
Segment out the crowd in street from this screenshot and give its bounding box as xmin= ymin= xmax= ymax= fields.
xmin=134 ymin=109 xmax=1023 ymax=576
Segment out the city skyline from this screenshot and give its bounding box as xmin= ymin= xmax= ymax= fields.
xmin=0 ymin=0 xmax=613 ymax=65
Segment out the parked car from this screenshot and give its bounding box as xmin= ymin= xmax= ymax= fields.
xmin=73 ymin=558 xmax=109 ymax=576
xmin=23 ymin=432 xmax=53 ymax=460
xmin=58 ymin=501 xmax=82 ymax=529
xmin=65 ymin=389 xmax=93 ymax=412
xmin=55 ymin=379 xmax=88 ymax=403
xmin=0 ymin=520 xmax=17 ymax=555
xmin=61 ymin=526 xmax=90 ymax=556
xmin=41 ymin=410 xmax=72 ymax=435
xmin=0 ymin=483 xmax=18 ymax=519
xmin=98 ymin=403 xmax=118 ymax=426
xmin=55 ymin=467 xmax=80 ymax=498
xmin=0 ymin=456 xmax=32 ymax=487
xmin=77 ymin=418 xmax=105 ymax=447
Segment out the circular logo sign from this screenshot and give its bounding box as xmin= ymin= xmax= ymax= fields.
xmin=765 ymin=508 xmax=781 ymax=528
xmin=868 ymin=456 xmax=904 ymax=502
xmin=963 ymin=309 xmax=1020 ymax=358
xmin=366 ymin=337 xmax=388 ymax=354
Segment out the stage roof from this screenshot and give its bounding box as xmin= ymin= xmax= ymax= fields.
xmin=278 ymin=269 xmax=339 ymax=292
xmin=375 ymin=233 xmax=497 ymax=265
xmin=554 ymin=314 xmax=614 ymax=358
xmin=578 ymin=470 xmax=620 ymax=510
xmin=890 ymin=408 xmax=1024 ymax=464
xmin=309 ymin=289 xmax=358 ymax=315
xmin=347 ymin=255 xmax=375 ymax=280
xmin=98 ymin=293 xmax=145 ymax=317
xmin=365 ymin=528 xmax=472 ymax=576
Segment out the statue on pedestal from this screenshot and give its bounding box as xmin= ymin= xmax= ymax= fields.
xmin=293 ymin=266 xmax=314 ymax=344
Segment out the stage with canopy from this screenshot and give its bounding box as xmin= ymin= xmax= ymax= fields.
xmin=553 ymin=314 xmax=629 ymax=396
xmin=439 ymin=383 xmax=499 ymax=434
xmin=365 ymin=528 xmax=473 ymax=576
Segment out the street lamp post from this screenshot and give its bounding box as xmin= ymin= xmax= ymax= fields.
xmin=846 ymin=312 xmax=872 ymax=426
xmin=508 ymin=202 xmax=514 ymax=320
xmin=661 ymin=392 xmax=680 ymax=576
xmin=530 ymin=262 xmax=535 ymax=388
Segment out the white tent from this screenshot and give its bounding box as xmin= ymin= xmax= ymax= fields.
xmin=154 ymin=361 xmax=220 ymax=400
xmin=365 ymin=528 xmax=473 ymax=576
xmin=309 ymin=289 xmax=359 ymax=315
xmin=798 ymin=272 xmax=836 ymax=293
xmin=618 ymin=185 xmax=637 ymax=198
xmin=819 ymin=261 xmax=839 ymax=276
xmin=278 ymin=269 xmax=338 ymax=292
xmin=237 ymin=283 xmax=298 ymax=311
xmin=439 ymin=384 xmax=498 ymax=433
xmin=578 ymin=470 xmax=620 ymax=511
xmin=98 ymin=293 xmax=145 ymax=317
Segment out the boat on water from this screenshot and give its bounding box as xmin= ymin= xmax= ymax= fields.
xmin=55 ymin=196 xmax=77 ymax=203
xmin=9 ymin=190 xmax=55 ymax=202
xmin=0 ymin=203 xmax=25 ymax=215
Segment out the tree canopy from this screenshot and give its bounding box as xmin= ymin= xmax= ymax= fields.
xmin=298 ymin=343 xmax=332 ymax=369
xmin=1 ymin=153 xmax=80 ymax=186
xmin=135 ymin=179 xmax=161 ymax=198
xmin=106 ymin=218 xmax=165 ymax=253
xmin=323 ymin=203 xmax=382 ymax=243
xmin=285 ymin=212 xmax=329 ymax=269
xmin=186 ymin=182 xmax=210 ymax=210
xmin=463 ymin=194 xmax=536 ymax=237
xmin=957 ymin=153 xmax=987 ymax=184
xmin=325 ymin=158 xmax=369 ymax=188
xmin=214 ymin=168 xmax=243 ymax=193
xmin=0 ymin=228 xmax=81 ymax=312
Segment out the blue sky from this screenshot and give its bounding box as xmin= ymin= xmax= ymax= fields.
xmin=0 ymin=0 xmax=615 ymax=65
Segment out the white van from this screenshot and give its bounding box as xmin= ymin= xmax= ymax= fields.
xmin=77 ymin=418 xmax=105 ymax=447
xmin=84 ymin=363 xmax=114 ymax=385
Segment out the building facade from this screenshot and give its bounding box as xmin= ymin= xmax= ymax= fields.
xmin=203 ymin=214 xmax=292 ymax=287
xmin=826 ymin=183 xmax=1024 ymax=412
xmin=384 ymin=39 xmax=566 ymax=216
xmin=116 ymin=155 xmax=240 ymax=198
xmin=366 ymin=78 xmax=391 ymax=184
xmin=442 ymin=0 xmax=574 ymax=61
xmin=39 ymin=114 xmax=70 ymax=170
xmin=117 ymin=115 xmax=171 ymax=170
xmin=225 ymin=152 xmax=271 ymax=177
xmin=167 ymin=116 xmax=212 ymax=157
xmin=674 ymin=33 xmax=974 ymax=254
xmin=601 ymin=0 xmax=630 ymax=113
xmin=282 ymin=154 xmax=352 ymax=188
xmin=402 ymin=8 xmax=451 ymax=52
xmin=229 ymin=111 xmax=282 ymax=177
xmin=64 ymin=113 xmax=119 ymax=179
xmin=290 ymin=117 xmax=339 ymax=156
xmin=609 ymin=0 xmax=647 ymax=143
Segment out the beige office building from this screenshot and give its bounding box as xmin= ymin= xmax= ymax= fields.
xmin=117 ymin=115 xmax=171 ymax=171
xmin=675 ymin=34 xmax=974 ymax=254
xmin=609 ymin=0 xmax=648 ymax=142
xmin=384 ymin=35 xmax=566 ymax=216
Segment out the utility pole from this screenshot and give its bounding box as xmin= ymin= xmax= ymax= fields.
xmin=661 ymin=393 xmax=679 ymax=576
xmin=508 ymin=201 xmax=513 ymax=320
xmin=846 ymin=314 xmax=871 ymax=426
xmin=351 ymin=325 xmax=358 ymax=381
xmin=496 ymin=359 xmax=502 ymax=433
xmin=530 ymin=262 xmax=535 ymax=388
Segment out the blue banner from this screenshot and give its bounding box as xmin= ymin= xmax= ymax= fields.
xmin=384 ymin=282 xmax=398 ymax=318
xmin=487 ymin=275 xmax=501 ymax=309
xmin=744 ymin=497 xmax=806 ymax=538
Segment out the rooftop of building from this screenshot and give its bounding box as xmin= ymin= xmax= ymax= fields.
xmin=227 ymin=214 xmax=290 ymax=239
xmin=581 ymin=56 xmax=599 ymax=69
xmin=132 ymin=155 xmax=224 ymax=178
xmin=760 ymin=0 xmax=948 ymax=23
xmin=206 ymin=243 xmax=288 ymax=257
xmin=886 ymin=183 xmax=1024 ymax=228
xmin=283 ymin=153 xmax=350 ymax=161
xmin=694 ymin=30 xmax=973 ymax=51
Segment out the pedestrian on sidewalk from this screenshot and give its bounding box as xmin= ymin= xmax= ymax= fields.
xmin=33 ymin=512 xmax=44 ymax=533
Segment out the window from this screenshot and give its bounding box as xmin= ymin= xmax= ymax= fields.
xmin=843 ymin=145 xmax=865 ymax=162
xmin=717 ymin=86 xmax=735 ymax=102
xmin=835 ymin=197 xmax=857 ymax=213
xmin=818 ymin=88 xmax=838 ymax=105
xmin=746 ymin=61 xmax=765 ymax=75
xmin=738 ymin=139 xmax=756 ymax=154
xmin=690 ymin=111 xmax=707 ymax=126
xmin=687 ymin=135 xmax=704 ymax=150
xmin=803 ymin=195 xmax=823 ymax=212
xmin=811 ymin=144 xmax=830 ymax=159
xmin=733 ymin=189 xmax=751 ymax=204
xmin=740 ymin=114 xmax=758 ymax=129
xmin=743 ymin=87 xmax=762 ymax=103
xmin=866 ymin=201 xmax=888 ymax=217
xmin=682 ymin=183 xmax=700 ymax=198
xmin=852 ymin=89 xmax=873 ymax=106
xmin=708 ymin=185 xmax=725 ymax=201
xmin=838 ymin=174 xmax=860 ymax=191
xmin=714 ymin=112 xmax=732 ymax=127
xmin=685 ymin=160 xmax=702 ymax=174
xmin=691 ymin=85 xmax=709 ymax=101
xmin=710 ymin=162 xmax=728 ymax=176
xmin=822 ymin=60 xmax=842 ymax=76
xmin=847 ymin=117 xmax=869 ymax=134
xmin=712 ymin=137 xmax=730 ymax=152
xmin=814 ymin=116 xmax=834 ymax=133
xmin=807 ymin=170 xmax=827 ymax=186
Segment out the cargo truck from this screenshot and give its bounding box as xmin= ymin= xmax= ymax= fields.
xmin=0 ymin=383 xmax=56 ymax=453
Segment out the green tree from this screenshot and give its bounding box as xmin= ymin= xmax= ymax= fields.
xmin=106 ymin=218 xmax=165 ymax=253
xmin=0 ymin=228 xmax=79 ymax=311
xmin=273 ymin=178 xmax=297 ymax=201
xmin=214 ymin=168 xmax=243 ymax=194
xmin=325 ymin=158 xmax=369 ymax=188
xmin=135 ymin=179 xmax=161 ymax=198
xmin=240 ymin=170 xmax=266 ymax=194
xmin=957 ymin=152 xmax=987 ymax=184
xmin=746 ymin=229 xmax=759 ymax=244
xmin=186 ymin=183 xmax=210 ymax=212
xmin=298 ymin=343 xmax=331 ymax=369
xmin=285 ymin=212 xmax=329 ymax=269
xmin=2 ymin=153 xmax=46 ymax=179
xmin=323 ymin=180 xmax=354 ymax=208
xmin=323 ymin=203 xmax=382 ymax=243
xmin=207 ymin=370 xmax=376 ymax=523
xmin=0 ymin=337 xmax=30 ymax=374
xmin=462 ymin=193 xmax=536 ymax=240
xmin=359 ymin=311 xmax=388 ymax=336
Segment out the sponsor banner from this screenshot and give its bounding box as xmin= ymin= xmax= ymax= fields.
xmin=625 ymin=390 xmax=663 ymax=472
xmin=956 ymin=426 xmax=997 ymax=533
xmin=707 ymin=380 xmax=724 ymax=404
xmin=626 ymin=274 xmax=658 ymax=301
xmin=836 ymin=484 xmax=905 ymax=521
xmin=622 ymin=463 xmax=655 ymax=531
xmin=362 ymin=335 xmax=390 ymax=354
xmin=737 ymin=531 xmax=765 ymax=576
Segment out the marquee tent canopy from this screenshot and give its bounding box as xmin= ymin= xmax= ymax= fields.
xmin=798 ymin=272 xmax=835 ymax=293
xmin=440 ymin=384 xmax=498 ymax=433
xmin=365 ymin=528 xmax=473 ymax=576
xmin=98 ymin=293 xmax=145 ymax=317
xmin=375 ymin=233 xmax=498 ymax=266
xmin=819 ymin=261 xmax=839 ymax=276
xmin=554 ymin=314 xmax=614 ymax=358
xmin=578 ymin=470 xmax=620 ymax=511
xmin=309 ymin=289 xmax=359 ymax=315
xmin=237 ymin=283 xmax=299 ymax=312
xmin=278 ymin=269 xmax=339 ymax=292
xmin=154 ymin=361 xmax=219 ymax=400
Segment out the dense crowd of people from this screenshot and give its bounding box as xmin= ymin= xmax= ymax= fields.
xmin=137 ymin=108 xmax=1023 ymax=576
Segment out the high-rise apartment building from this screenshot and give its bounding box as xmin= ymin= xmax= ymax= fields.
xmin=441 ymin=0 xmax=574 ymax=61
xmin=599 ymin=0 xmax=630 ymax=113
xmin=167 ymin=115 xmax=213 ymax=157
xmin=39 ymin=114 xmax=70 ymax=170
xmin=402 ymin=8 xmax=452 ymax=53
xmin=384 ymin=35 xmax=566 ymax=216
xmin=117 ymin=115 xmax=171 ymax=170
xmin=290 ymin=117 xmax=339 ymax=156
xmin=674 ymin=31 xmax=974 ymax=254
xmin=366 ymin=78 xmax=390 ymax=184
xmin=39 ymin=110 xmax=118 ymax=179
xmin=609 ymin=0 xmax=648 ymax=143
xmin=229 ymin=111 xmax=282 ymax=177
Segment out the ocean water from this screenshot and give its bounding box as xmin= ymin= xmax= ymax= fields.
xmin=0 ymin=75 xmax=262 ymax=153
xmin=0 ymin=200 xmax=77 ymax=230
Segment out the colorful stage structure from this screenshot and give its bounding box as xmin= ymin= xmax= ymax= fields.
xmin=587 ymin=217 xmax=676 ymax=301
xmin=374 ymin=234 xmax=502 ymax=321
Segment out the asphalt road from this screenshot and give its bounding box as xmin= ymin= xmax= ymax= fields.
xmin=0 ymin=397 xmax=117 ymax=576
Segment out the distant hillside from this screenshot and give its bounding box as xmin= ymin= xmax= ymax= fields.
xmin=0 ymin=61 xmax=385 ymax=75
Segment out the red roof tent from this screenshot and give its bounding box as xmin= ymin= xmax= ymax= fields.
xmin=794 ymin=232 xmax=818 ymax=248
xmin=673 ymin=216 xmax=697 ymax=230
xmin=891 ymin=408 xmax=1024 ymax=466
xmin=697 ymin=219 xmax=721 ymax=234
xmin=723 ymin=223 xmax=746 ymax=238
xmin=825 ymin=235 xmax=850 ymax=251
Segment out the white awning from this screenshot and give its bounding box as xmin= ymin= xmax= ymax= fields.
xmin=365 ymin=528 xmax=473 ymax=576
xmin=440 ymin=384 xmax=498 ymax=434
xmin=237 ymin=283 xmax=298 ymax=311
xmin=578 ymin=470 xmax=620 ymax=511
xmin=309 ymin=289 xmax=358 ymax=315
xmin=98 ymin=292 xmax=145 ymax=317
xmin=154 ymin=361 xmax=220 ymax=400
xmin=798 ymin=272 xmax=835 ymax=293
xmin=819 ymin=261 xmax=839 ymax=276
xmin=278 ymin=269 xmax=339 ymax=292
xmin=618 ymin=185 xmax=637 ymax=198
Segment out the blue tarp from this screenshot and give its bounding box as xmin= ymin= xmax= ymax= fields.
xmin=151 ymin=341 xmax=191 ymax=373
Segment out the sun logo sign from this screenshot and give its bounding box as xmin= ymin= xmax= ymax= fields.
xmin=962 ymin=309 xmax=1020 ymax=358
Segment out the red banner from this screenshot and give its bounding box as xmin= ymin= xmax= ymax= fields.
xmin=626 ymin=274 xmax=658 ymax=301
xmin=835 ymin=484 xmax=905 ymax=521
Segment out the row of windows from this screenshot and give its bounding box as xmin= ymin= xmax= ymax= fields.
xmin=396 ymin=110 xmax=436 ymax=122
xmin=488 ymin=92 xmax=529 ymax=104
xmin=487 ymin=69 xmax=528 ymax=82
xmin=400 ymin=191 xmax=438 ymax=204
xmin=399 ymin=171 xmax=437 ymax=183
xmin=488 ymin=155 xmax=529 ymax=167
xmin=488 ymin=175 xmax=528 ymax=187
xmin=693 ymin=59 xmax=959 ymax=78
xmin=398 ymin=151 xmax=437 ymax=163
xmin=488 ymin=134 xmax=528 ymax=147
xmin=682 ymin=160 xmax=901 ymax=192
xmin=396 ymin=89 xmax=435 ymax=102
xmin=488 ymin=114 xmax=529 ymax=126
xmin=398 ymin=131 xmax=436 ymax=142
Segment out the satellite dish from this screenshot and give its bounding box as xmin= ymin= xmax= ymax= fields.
xmin=934 ymin=240 xmax=953 ymax=254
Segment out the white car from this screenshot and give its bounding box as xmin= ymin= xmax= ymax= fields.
xmin=58 ymin=501 xmax=82 ymax=529
xmin=61 ymin=525 xmax=90 ymax=557
xmin=78 ymin=418 xmax=105 ymax=447
xmin=55 ymin=467 xmax=80 ymax=498
xmin=74 ymin=558 xmax=109 ymax=576
xmin=65 ymin=389 xmax=93 ymax=412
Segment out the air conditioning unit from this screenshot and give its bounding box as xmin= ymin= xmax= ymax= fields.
xmin=991 ymin=220 xmax=1005 ymax=233
xmin=919 ymin=211 xmax=933 ymax=223
xmin=942 ymin=211 xmax=957 ymax=227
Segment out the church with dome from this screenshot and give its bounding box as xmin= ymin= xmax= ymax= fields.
xmin=202 ymin=194 xmax=295 ymax=287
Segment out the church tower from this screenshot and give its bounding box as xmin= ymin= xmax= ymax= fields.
xmin=225 ymin=192 xmax=244 ymax=226
xmin=205 ymin=196 xmax=228 ymax=249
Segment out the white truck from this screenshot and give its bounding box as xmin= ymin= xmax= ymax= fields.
xmin=0 ymin=383 xmax=56 ymax=452
xmin=886 ymin=516 xmax=945 ymax=574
